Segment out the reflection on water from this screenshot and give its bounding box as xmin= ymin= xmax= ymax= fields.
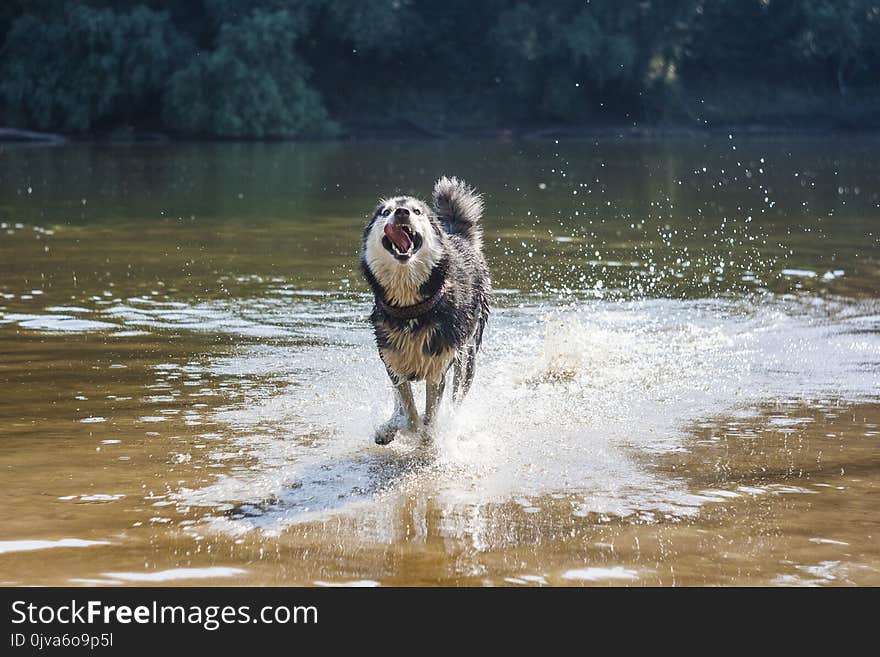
xmin=0 ymin=137 xmax=878 ymax=586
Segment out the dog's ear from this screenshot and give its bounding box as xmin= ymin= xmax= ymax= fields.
xmin=366 ymin=200 xmax=386 ymax=227
xmin=364 ymin=200 xmax=386 ymax=242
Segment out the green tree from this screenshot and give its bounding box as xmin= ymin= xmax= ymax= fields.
xmin=1 ymin=0 xmax=878 ymax=136
xmin=492 ymin=1 xmax=697 ymax=120
xmin=163 ymin=7 xmax=336 ymax=137
xmin=796 ymin=0 xmax=880 ymax=96
xmin=0 ymin=4 xmax=188 ymax=131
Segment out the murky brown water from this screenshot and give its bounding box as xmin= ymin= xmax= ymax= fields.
xmin=1 ymin=137 xmax=878 ymax=586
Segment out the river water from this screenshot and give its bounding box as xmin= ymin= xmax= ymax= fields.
xmin=0 ymin=137 xmax=878 ymax=585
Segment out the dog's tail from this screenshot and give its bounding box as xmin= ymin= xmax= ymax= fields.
xmin=433 ymin=176 xmax=484 ymax=245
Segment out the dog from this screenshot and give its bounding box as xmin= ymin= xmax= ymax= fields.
xmin=361 ymin=176 xmax=491 ymax=445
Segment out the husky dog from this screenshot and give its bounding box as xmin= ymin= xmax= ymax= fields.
xmin=361 ymin=176 xmax=491 ymax=445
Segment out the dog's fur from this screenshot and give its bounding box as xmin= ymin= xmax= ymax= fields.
xmin=361 ymin=176 xmax=491 ymax=444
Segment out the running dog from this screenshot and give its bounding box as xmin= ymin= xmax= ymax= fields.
xmin=361 ymin=176 xmax=491 ymax=444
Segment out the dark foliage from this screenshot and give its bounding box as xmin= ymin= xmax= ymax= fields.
xmin=1 ymin=0 xmax=878 ymax=137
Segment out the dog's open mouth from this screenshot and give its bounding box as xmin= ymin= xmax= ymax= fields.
xmin=382 ymin=223 xmax=422 ymax=261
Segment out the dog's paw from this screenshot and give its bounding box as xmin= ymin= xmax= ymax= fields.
xmin=374 ymin=414 xmax=424 ymax=444
xmin=374 ymin=424 xmax=399 ymax=445
xmin=374 ymin=416 xmax=410 ymax=445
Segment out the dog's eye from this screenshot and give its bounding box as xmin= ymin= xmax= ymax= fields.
xmin=381 ymin=207 xmax=391 ymax=217
xmin=413 ymin=208 xmax=421 ymax=215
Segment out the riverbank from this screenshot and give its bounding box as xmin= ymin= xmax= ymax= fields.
xmin=4 ymin=120 xmax=880 ymax=144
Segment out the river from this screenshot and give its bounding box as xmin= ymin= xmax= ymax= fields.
xmin=0 ymin=136 xmax=878 ymax=585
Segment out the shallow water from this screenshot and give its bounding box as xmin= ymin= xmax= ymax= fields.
xmin=1 ymin=137 xmax=878 ymax=586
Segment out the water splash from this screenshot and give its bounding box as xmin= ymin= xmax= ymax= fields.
xmin=164 ymin=292 xmax=880 ymax=536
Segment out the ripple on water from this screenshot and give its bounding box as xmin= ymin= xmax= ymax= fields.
xmin=0 ymin=539 xmax=111 ymax=554
xmin=4 ymin=287 xmax=878 ymax=544
xmin=561 ymin=567 xmax=642 ymax=582
xmin=100 ymin=567 xmax=247 ymax=582
xmin=1 ymin=313 xmax=118 ymax=332
xmin=314 ymin=579 xmax=381 ymax=587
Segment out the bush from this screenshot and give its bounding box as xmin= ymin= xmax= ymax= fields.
xmin=492 ymin=1 xmax=699 ymax=120
xmin=163 ymin=8 xmax=336 ymax=138
xmin=0 ymin=4 xmax=188 ymax=132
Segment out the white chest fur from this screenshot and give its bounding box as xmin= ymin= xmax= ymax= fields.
xmin=380 ymin=322 xmax=454 ymax=383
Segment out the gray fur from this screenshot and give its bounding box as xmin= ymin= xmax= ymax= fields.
xmin=433 ymin=175 xmax=485 ymax=245
xmin=361 ymin=176 xmax=491 ymax=444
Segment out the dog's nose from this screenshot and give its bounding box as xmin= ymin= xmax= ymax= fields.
xmin=394 ymin=207 xmax=410 ymax=220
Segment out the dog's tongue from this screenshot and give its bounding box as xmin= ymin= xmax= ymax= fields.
xmin=384 ymin=223 xmax=412 ymax=253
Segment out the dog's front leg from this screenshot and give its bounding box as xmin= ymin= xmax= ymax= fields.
xmin=395 ymin=379 xmax=420 ymax=428
xmin=424 ymin=374 xmax=447 ymax=427
xmin=375 ymin=370 xmax=421 ymax=445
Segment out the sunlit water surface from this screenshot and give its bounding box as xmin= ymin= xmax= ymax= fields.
xmin=1 ymin=138 xmax=878 ymax=585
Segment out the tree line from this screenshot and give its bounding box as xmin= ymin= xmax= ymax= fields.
xmin=1 ymin=1 xmax=878 ymax=138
